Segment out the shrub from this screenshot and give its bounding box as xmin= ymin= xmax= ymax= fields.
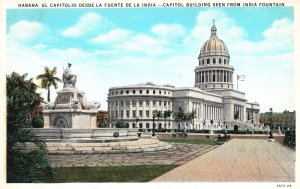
xmin=31 ymin=117 xmax=44 ymax=128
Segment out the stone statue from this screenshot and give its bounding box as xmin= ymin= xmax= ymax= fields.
xmin=63 ymin=63 xmax=77 ymax=88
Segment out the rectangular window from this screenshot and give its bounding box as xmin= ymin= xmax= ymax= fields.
xmin=213 ymin=58 xmax=216 ymax=64
xmin=115 ymin=111 xmax=118 ymax=118
xmin=121 ymin=91 xmax=123 ymax=94
xmin=146 ymin=110 xmax=149 ymax=118
xmin=168 ymin=101 xmax=170 ymax=106
xmin=126 ymin=110 xmax=129 ymax=118
xmin=121 ymin=101 xmax=124 ymax=106
xmin=159 ymin=90 xmax=161 ymax=94
xmin=146 ymin=101 xmax=149 ymax=106
xmin=153 ymin=101 xmax=156 ymax=106
xmin=219 ymin=59 xmax=221 ymax=64
xmin=126 ymin=101 xmax=130 ymax=106
xmin=139 ymin=101 xmax=143 ymax=106
xmin=159 ymin=101 xmax=161 ymax=106
xmin=133 ymin=90 xmax=136 ymax=94
xmin=132 ymin=101 xmax=136 ymax=107
xmin=126 ymin=90 xmax=129 ymax=94
xmin=153 ymin=90 xmax=156 ymax=94
xmin=115 ymin=101 xmax=118 ymax=106
xmin=207 ymin=59 xmax=210 ymax=64
xmin=140 ymin=90 xmax=142 ymax=94
xmin=116 ymin=91 xmax=118 ymax=95
xmin=146 ymin=90 xmax=149 ymax=94
xmin=164 ymin=101 xmax=166 ymax=106
xmin=120 ymin=111 xmax=123 ymax=118
xmin=132 ymin=110 xmax=136 ymax=118
xmin=139 ymin=110 xmax=143 ymax=117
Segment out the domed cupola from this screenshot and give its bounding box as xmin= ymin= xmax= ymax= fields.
xmin=194 ymin=20 xmax=234 ymax=91
xmin=199 ymin=20 xmax=229 ymax=57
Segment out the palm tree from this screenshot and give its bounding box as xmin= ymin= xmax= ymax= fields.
xmin=7 ymin=72 xmax=54 ymax=182
xmin=164 ymin=110 xmax=172 ymax=130
xmin=36 ymin=67 xmax=61 ymax=102
xmin=156 ymin=110 xmax=163 ymax=129
xmin=174 ymin=108 xmax=185 ymax=130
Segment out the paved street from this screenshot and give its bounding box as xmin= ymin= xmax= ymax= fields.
xmin=48 ymin=143 xmax=218 ymax=167
xmin=153 ymin=139 xmax=295 ymax=182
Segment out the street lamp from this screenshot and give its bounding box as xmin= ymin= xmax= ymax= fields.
xmin=269 ymin=108 xmax=273 ymax=130
xmin=202 ymin=120 xmax=206 ymax=131
xmin=152 ymin=116 xmax=156 ymax=136
xmin=136 ymin=117 xmax=140 ymax=129
xmin=210 ymin=119 xmax=214 ymax=134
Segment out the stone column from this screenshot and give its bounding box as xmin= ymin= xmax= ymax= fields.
xmin=129 ymin=100 xmax=132 ymax=118
xmin=150 ymin=100 xmax=153 ymax=120
xmin=221 ymin=70 xmax=224 ymax=82
xmin=142 ymin=100 xmax=146 ymax=119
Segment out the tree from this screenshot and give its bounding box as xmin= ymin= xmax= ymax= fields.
xmin=115 ymin=120 xmax=128 ymax=128
xmin=174 ymin=108 xmax=185 ymax=130
xmin=153 ymin=110 xmax=163 ymax=129
xmin=164 ymin=110 xmax=172 ymax=129
xmin=97 ymin=114 xmax=107 ymax=128
xmin=36 ymin=67 xmax=61 ymax=102
xmin=7 ymin=72 xmax=54 ymax=182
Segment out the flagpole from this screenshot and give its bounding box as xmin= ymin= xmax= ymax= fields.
xmin=237 ymin=75 xmax=238 ymax=91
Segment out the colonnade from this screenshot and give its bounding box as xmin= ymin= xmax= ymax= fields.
xmin=195 ymin=70 xmax=233 ymax=83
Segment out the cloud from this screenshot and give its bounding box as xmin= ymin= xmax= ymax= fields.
xmin=7 ymin=20 xmax=48 ymax=44
xmin=117 ymin=34 xmax=170 ymax=55
xmin=91 ymin=28 xmax=131 ymax=44
xmin=151 ymin=23 xmax=186 ymax=38
xmin=61 ymin=12 xmax=111 ymax=38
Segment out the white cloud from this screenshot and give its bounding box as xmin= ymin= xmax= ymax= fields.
xmin=151 ymin=23 xmax=186 ymax=38
xmin=91 ymin=28 xmax=131 ymax=44
xmin=118 ymin=34 xmax=170 ymax=55
xmin=7 ymin=20 xmax=48 ymax=44
xmin=32 ymin=44 xmax=46 ymax=49
xmin=61 ymin=12 xmax=110 ymax=38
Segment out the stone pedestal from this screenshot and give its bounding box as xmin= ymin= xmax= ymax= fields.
xmin=43 ymin=87 xmax=99 ymax=129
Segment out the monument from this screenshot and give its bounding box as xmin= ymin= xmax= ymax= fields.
xmin=43 ymin=63 xmax=99 ymax=129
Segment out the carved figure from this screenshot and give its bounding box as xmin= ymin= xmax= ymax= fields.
xmin=63 ymin=63 xmax=77 ymax=88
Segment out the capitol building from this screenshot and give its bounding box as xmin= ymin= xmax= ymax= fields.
xmin=107 ymin=22 xmax=260 ymax=131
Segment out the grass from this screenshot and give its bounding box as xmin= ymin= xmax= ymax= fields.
xmin=47 ymin=165 xmax=177 ymax=182
xmin=159 ymin=138 xmax=219 ymax=145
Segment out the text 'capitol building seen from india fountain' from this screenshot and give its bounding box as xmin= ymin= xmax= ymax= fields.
xmin=107 ymin=22 xmax=260 ymax=131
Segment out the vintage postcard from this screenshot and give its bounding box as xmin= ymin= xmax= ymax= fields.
xmin=0 ymin=0 xmax=299 ymax=189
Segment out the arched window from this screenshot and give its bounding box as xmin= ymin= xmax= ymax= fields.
xmin=139 ymin=123 xmax=143 ymax=128
xmin=159 ymin=123 xmax=162 ymax=129
xmin=132 ymin=123 xmax=136 ymax=128
xmin=146 ymin=123 xmax=150 ymax=128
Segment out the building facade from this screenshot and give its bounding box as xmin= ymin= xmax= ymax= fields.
xmin=107 ymin=23 xmax=260 ymax=131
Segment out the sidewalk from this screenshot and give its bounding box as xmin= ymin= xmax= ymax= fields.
xmin=153 ymin=139 xmax=295 ymax=182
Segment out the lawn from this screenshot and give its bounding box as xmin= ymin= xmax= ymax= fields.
xmin=48 ymin=164 xmax=177 ymax=182
xmin=159 ymin=138 xmax=218 ymax=145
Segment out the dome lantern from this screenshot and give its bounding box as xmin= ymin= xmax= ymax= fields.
xmin=211 ymin=19 xmax=217 ymax=38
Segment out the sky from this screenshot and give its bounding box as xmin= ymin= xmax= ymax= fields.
xmin=6 ymin=7 xmax=294 ymax=113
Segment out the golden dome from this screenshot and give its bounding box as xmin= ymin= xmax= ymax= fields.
xmin=199 ymin=22 xmax=229 ymax=56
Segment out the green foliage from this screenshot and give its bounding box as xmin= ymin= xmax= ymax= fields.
xmin=36 ymin=67 xmax=61 ymax=102
xmin=115 ymin=120 xmax=129 ymax=128
xmin=97 ymin=114 xmax=107 ymax=128
xmin=31 ymin=117 xmax=44 ymax=128
xmin=47 ymin=165 xmax=177 ymax=182
xmin=159 ymin=138 xmax=218 ymax=145
xmin=7 ymin=72 xmax=54 ymax=183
